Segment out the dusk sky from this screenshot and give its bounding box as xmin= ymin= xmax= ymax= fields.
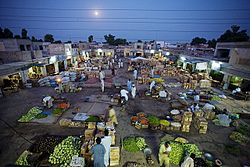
xmin=0 ymin=0 xmax=250 ymax=43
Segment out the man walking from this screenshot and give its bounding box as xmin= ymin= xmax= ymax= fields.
xmin=90 ymin=137 xmax=106 ymax=167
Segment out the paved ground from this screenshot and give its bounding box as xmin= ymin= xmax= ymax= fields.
xmin=0 ymin=60 xmax=250 ymax=167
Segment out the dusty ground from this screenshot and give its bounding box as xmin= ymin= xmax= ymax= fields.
xmin=0 ymin=61 xmax=250 ymax=167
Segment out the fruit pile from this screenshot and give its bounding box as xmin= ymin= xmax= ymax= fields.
xmin=15 ymin=150 xmax=32 ymax=165
xmin=183 ymin=144 xmax=203 ymax=157
xmin=48 ymin=136 xmax=81 ymax=166
xmin=169 ymin=142 xmax=185 ymax=165
xmin=18 ymin=107 xmax=43 ymax=122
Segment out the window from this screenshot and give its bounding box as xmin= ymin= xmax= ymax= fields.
xmin=20 ymin=45 xmax=25 ymax=51
xmin=39 ymin=45 xmax=43 ymax=50
xmin=26 ymin=45 xmax=31 ymax=51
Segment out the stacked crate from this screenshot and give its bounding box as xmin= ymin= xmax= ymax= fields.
xmin=194 ymin=117 xmax=208 ymax=134
xmin=204 ymin=111 xmax=216 ymax=120
xmin=110 ymin=147 xmax=120 ymax=166
xmin=181 ymin=112 xmax=193 ymax=132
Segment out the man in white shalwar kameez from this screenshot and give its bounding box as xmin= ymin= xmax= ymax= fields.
xmin=101 ymin=129 xmax=112 ymax=167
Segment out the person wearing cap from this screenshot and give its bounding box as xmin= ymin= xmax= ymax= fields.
xmin=101 ymin=129 xmax=112 ymax=167
xmin=159 ymin=141 xmax=171 ymax=167
xmin=90 ymin=137 xmax=106 ymax=167
xmin=131 ymin=84 xmax=137 ymax=99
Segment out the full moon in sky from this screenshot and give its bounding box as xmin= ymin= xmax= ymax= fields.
xmin=94 ymin=11 xmax=99 ymax=16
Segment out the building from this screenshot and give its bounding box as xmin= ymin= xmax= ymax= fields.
xmin=215 ymin=42 xmax=250 ymax=91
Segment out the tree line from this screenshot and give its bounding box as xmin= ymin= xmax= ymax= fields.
xmin=1 ymin=25 xmax=249 ymax=47
xmin=191 ymin=25 xmax=249 ymax=48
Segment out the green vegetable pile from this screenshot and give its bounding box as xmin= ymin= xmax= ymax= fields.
xmin=148 ymin=115 xmax=160 ymax=127
xmin=161 ymin=141 xmax=203 ymax=165
xmin=35 ymin=113 xmax=48 ymax=119
xmin=52 ymin=108 xmax=63 ymax=116
xmin=15 ymin=150 xmax=32 ymax=165
xmin=123 ymin=137 xmax=147 ymax=152
xmin=85 ymin=115 xmax=101 ymax=122
xmin=18 ymin=107 xmax=43 ymax=122
xmin=211 ymin=95 xmax=221 ymax=101
xmin=236 ymin=121 xmax=250 ymax=137
xmin=229 ymin=131 xmax=249 ymax=145
xmin=49 ymin=136 xmax=81 ymax=167
xmin=160 ymin=120 xmax=170 ymax=127
xmin=183 ymin=144 xmax=202 ymax=157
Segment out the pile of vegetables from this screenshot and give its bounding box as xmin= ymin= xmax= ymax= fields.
xmin=147 ymin=115 xmax=160 ymax=127
xmin=229 ymin=131 xmax=249 ymax=145
xmin=160 ymin=120 xmax=170 ymax=127
xmin=35 ymin=113 xmax=48 ymax=119
xmin=49 ymin=136 xmax=81 ymax=166
xmin=18 ymin=107 xmax=43 ymax=122
xmin=28 ymin=135 xmax=65 ymax=154
xmin=85 ymin=115 xmax=101 ymax=122
xmin=211 ymin=95 xmax=221 ymax=101
xmin=161 ymin=141 xmax=203 ymax=165
xmin=52 ymin=108 xmax=63 ymax=116
xmin=236 ymin=121 xmax=250 ymax=137
xmin=169 ymin=142 xmax=185 ymax=165
xmin=183 ymin=144 xmax=203 ymax=157
xmin=15 ymin=150 xmax=32 ymax=165
xmin=123 ymin=136 xmax=147 ymax=152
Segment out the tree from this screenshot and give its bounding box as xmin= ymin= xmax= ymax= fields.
xmin=54 ymin=40 xmax=62 ymax=44
xmin=217 ymin=25 xmax=249 ymax=42
xmin=88 ymin=35 xmax=93 ymax=43
xmin=114 ymin=38 xmax=127 ymax=46
xmin=44 ymin=34 xmax=54 ymax=42
xmin=14 ymin=35 xmax=21 ymax=39
xmin=3 ymin=28 xmax=13 ymax=38
xmin=0 ymin=27 xmax=3 ymax=38
xmin=104 ymin=34 xmax=115 ymax=45
xmin=21 ymin=28 xmax=28 ymax=39
xmin=38 ymin=39 xmax=43 ymax=42
xmin=208 ymin=39 xmax=217 ymax=48
xmin=65 ymin=40 xmax=72 ymax=43
xmin=137 ymin=40 xmax=142 ymax=43
xmin=191 ymin=37 xmax=207 ymax=45
xmin=31 ymin=36 xmax=37 ymax=42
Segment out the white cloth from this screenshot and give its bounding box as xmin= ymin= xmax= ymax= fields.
xmin=101 ymin=79 xmax=105 ymax=92
xmin=159 ymin=90 xmax=167 ymax=98
xmin=120 ymin=89 xmax=129 ymax=101
xmin=150 ymin=81 xmax=156 ymax=92
xmin=181 ymin=156 xmax=194 ymax=167
xmin=203 ymin=103 xmax=215 ymax=111
xmin=99 ymin=71 xmax=105 ymax=80
xmin=131 ymin=86 xmax=136 ymax=98
xmin=133 ymin=70 xmax=138 ymax=79
xmin=151 ymin=68 xmax=154 ymax=77
xmin=101 ymin=136 xmax=112 ymax=167
xmin=236 ymin=87 xmax=241 ymax=92
xmin=121 ymin=61 xmax=123 ymax=68
xmin=194 ymin=95 xmax=200 ymax=102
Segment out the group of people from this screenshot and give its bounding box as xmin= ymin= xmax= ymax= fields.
xmin=159 ymin=141 xmax=196 ymax=167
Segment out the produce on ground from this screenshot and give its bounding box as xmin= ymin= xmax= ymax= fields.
xmin=160 ymin=120 xmax=170 ymax=127
xmin=183 ymin=144 xmax=202 ymax=157
xmin=35 ymin=113 xmax=48 ymax=119
xmin=160 ymin=134 xmax=175 ymax=142
xmin=15 ymin=150 xmax=32 ymax=165
xmin=49 ymin=136 xmax=81 ymax=166
xmin=28 ymin=135 xmax=65 ymax=154
xmin=18 ymin=107 xmax=43 ymax=122
xmin=169 ymin=142 xmax=184 ymax=165
xmin=139 ymin=118 xmax=149 ymax=125
xmin=52 ymin=108 xmax=63 ymax=116
xmin=236 ymin=121 xmax=250 ymax=137
xmin=135 ymin=137 xmax=147 ymax=150
xmin=123 ymin=137 xmax=146 ymax=152
xmin=147 ymin=115 xmax=160 ymax=127
xmin=85 ymin=115 xmax=101 ymax=122
xmin=229 ymin=131 xmax=249 ymax=145
xmin=174 ymin=137 xmax=188 ymax=144
xmin=211 ymin=95 xmax=221 ymax=101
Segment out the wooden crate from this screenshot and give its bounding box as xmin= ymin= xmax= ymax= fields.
xmin=110 ymin=147 xmax=120 ymax=166
xmin=84 ymin=129 xmax=95 ymax=139
xmin=194 ymin=111 xmax=204 ymax=118
xmin=87 ymin=122 xmax=96 ymax=129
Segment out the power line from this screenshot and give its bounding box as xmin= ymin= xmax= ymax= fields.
xmin=7 ymin=26 xmax=223 ymax=32
xmin=1 ymin=15 xmax=250 ymax=20
xmin=0 ymin=6 xmax=250 ymax=12
xmin=2 ymin=18 xmax=249 ymax=25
